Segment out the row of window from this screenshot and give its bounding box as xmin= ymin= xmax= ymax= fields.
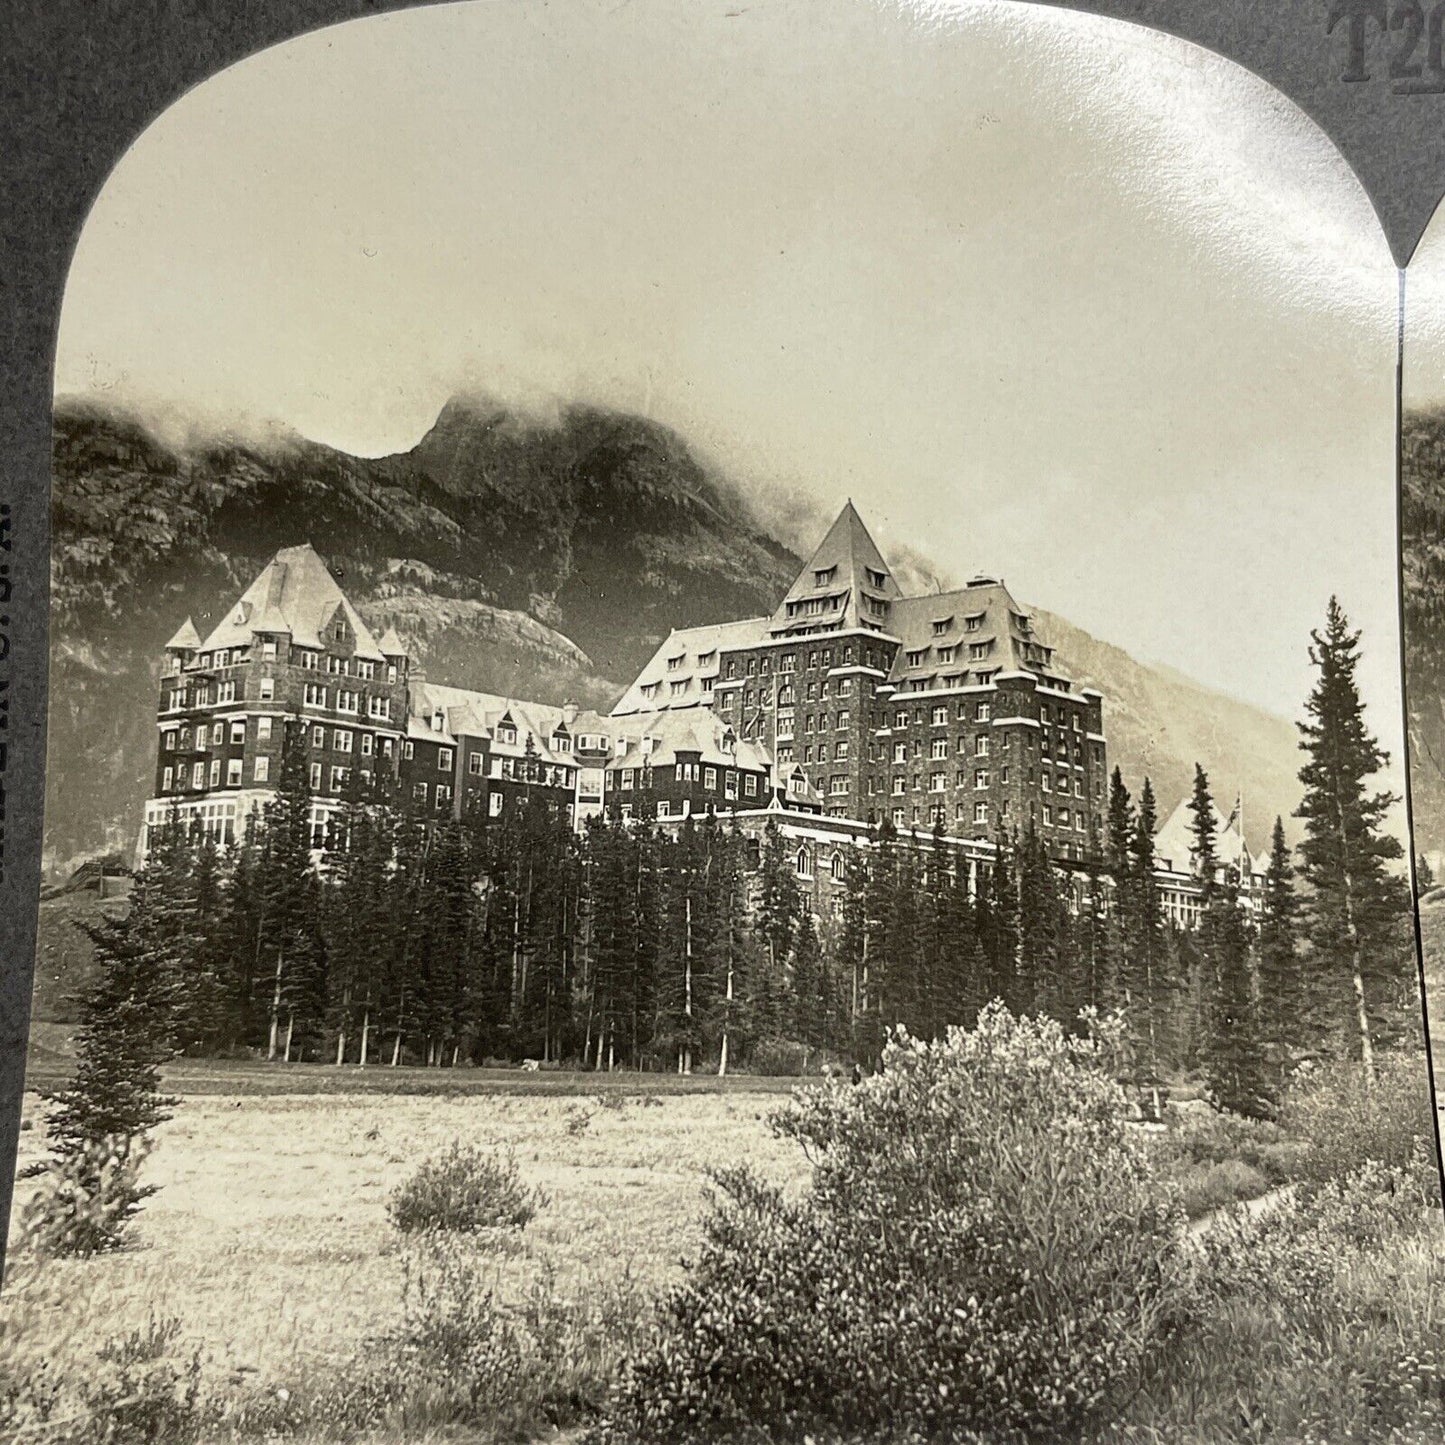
xmin=301 ymin=683 xmax=393 ymax=718
xmin=904 ymin=639 xmax=994 ymax=668
xmin=163 ymin=757 xmax=269 ymax=792
xmin=163 ymin=716 xmax=275 ymax=751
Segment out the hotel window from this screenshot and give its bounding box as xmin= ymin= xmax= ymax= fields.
xmin=381 ymin=737 xmax=394 ymax=758
xmin=253 ymin=757 xmax=270 ymax=783
xmin=387 ymin=664 xmax=398 ymax=683
xmin=976 ymin=735 xmax=990 ymax=757
xmin=830 ymin=776 xmax=849 ymax=795
xmin=438 ymin=748 xmax=453 ymax=771
xmin=1059 ymin=808 xmax=1071 ymax=827
xmin=162 ymin=766 xmax=174 ymax=792
xmin=414 ymin=782 xmax=428 ymax=803
xmin=403 ymin=740 xmax=415 ymax=760
xmin=261 ymin=639 xmax=277 ymax=661
xmin=975 ymin=770 xmax=989 ymax=789
xmin=227 ymin=758 xmax=242 ymax=786
xmin=966 ymin=614 xmax=983 ymax=632
xmin=1043 ymin=805 xmax=1053 ymax=826
xmin=893 ymin=775 xmax=906 ymax=795
xmin=705 ymin=767 xmax=717 ymax=790
xmin=310 ymin=763 xmax=322 ymax=790
xmin=621 ymin=769 xmax=634 ymax=790
xmin=1002 ymin=767 xmax=1011 ymax=785
xmin=209 ymin=760 xmax=221 ymax=788
xmin=906 ymin=649 xmax=926 ymax=667
xmin=338 ymin=689 xmax=360 ymax=714
xmin=336 ymin=730 xmax=353 ymax=753
xmin=835 ymin=710 xmax=849 ymax=729
xmin=894 ymin=710 xmax=908 ymax=729
xmin=835 ymin=741 xmax=849 ymax=761
xmin=300 ymin=650 xmax=318 ymax=670
xmin=838 ymin=678 xmax=852 ymax=697
xmin=163 ymin=731 xmax=177 ymax=751
xmin=357 ymin=659 xmax=376 ymax=680
xmin=930 ymin=772 xmax=946 ymax=793
xmin=744 ymin=774 xmax=758 ymax=797
xmin=217 ymin=681 xmax=236 ymax=703
xmin=976 ymin=701 xmax=991 ymax=722
xmin=259 ymin=677 xmax=275 ymax=701
xmin=361 ymin=734 xmax=374 ymax=757
xmin=893 ymin=807 xmax=906 ymax=826
xmin=304 ymin=683 xmax=326 ymax=708
xmin=929 ymin=738 xmax=947 ymax=760
xmin=1042 ymin=774 xmax=1051 ymax=792
xmin=191 ymin=762 xmax=205 ymax=789
xmin=436 ymin=785 xmax=452 ymax=810
xmin=974 ymin=802 xmax=989 ymax=824
xmin=229 ymin=721 xmax=245 ymax=745
xmin=368 ymin=696 xmax=391 ymax=720
xmin=468 ymin=752 xmax=483 ymax=774
xmin=939 ymin=646 xmax=956 ymax=664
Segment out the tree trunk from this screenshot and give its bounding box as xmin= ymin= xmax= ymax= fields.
xmin=391 ymin=1031 xmax=402 ymax=1067
xmin=267 ymin=947 xmax=284 ymax=1061
xmin=283 ymin=1011 xmax=295 ymax=1065
xmin=360 ymin=1008 xmax=371 ymax=1067
xmin=335 ymin=1027 xmax=347 ymax=1067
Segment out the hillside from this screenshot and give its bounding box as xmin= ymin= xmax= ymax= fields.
xmin=1402 ymin=407 xmax=1445 ymax=861
xmin=46 ymin=394 xmax=1303 ymax=877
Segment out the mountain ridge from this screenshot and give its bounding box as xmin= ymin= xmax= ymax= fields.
xmin=47 ymin=393 xmax=1305 ymax=875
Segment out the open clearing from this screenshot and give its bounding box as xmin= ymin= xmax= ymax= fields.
xmin=9 ymin=1083 xmax=804 ymax=1394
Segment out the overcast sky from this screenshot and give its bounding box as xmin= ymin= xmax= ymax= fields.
xmin=56 ymin=0 xmax=1408 ymax=745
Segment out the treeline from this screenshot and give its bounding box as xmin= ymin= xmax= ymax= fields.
xmin=85 ymin=598 xmax=1419 ymax=1111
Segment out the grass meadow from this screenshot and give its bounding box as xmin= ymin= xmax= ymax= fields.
xmin=8 ymin=1079 xmax=802 ymax=1419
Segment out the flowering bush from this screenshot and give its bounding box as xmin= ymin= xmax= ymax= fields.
xmin=387 ymin=1142 xmax=541 ymax=1236
xmin=594 ymin=1004 xmax=1191 ymax=1445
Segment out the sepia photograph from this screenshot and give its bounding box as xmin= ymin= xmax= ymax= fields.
xmin=7 ymin=2 xmax=1442 ymax=1442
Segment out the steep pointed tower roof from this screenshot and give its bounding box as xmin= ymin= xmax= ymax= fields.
xmin=769 ymin=501 xmax=903 ymax=636
xmin=377 ymin=625 xmax=408 ymax=657
xmin=165 ymin=616 xmax=202 ymax=651
xmin=199 ymin=543 xmax=387 ymax=660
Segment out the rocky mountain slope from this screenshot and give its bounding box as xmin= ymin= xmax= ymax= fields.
xmin=47 ymin=394 xmax=1305 ymax=875
xmin=1402 ymin=407 xmax=1445 ymax=862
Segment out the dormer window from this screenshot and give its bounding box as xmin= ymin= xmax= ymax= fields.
xmin=905 ymin=648 xmax=927 ymax=668
xmin=666 ymin=654 xmax=685 ymax=672
xmin=865 ymin=568 xmax=886 ymax=590
xmin=431 ymin=710 xmax=445 ymax=731
xmin=814 ymin=565 xmax=837 ymax=586
xmin=932 ymin=617 xmax=953 ymax=636
xmin=965 ymin=613 xmax=984 ymax=631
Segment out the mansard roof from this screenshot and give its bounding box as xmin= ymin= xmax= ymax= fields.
xmin=165 ymin=616 xmax=202 ymax=651
xmin=610 ymin=616 xmax=770 ymax=716
xmin=199 ymin=544 xmax=386 ymax=660
xmin=609 ymin=707 xmax=772 ymax=776
xmin=885 ymin=582 xmax=1069 ymax=691
xmin=409 ymin=681 xmax=575 ymax=766
xmin=768 ymin=500 xmax=903 ymax=637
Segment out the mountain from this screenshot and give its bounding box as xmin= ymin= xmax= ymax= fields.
xmin=46 ymin=393 xmax=1303 ymax=875
xmin=1402 ymin=407 xmax=1445 ymax=862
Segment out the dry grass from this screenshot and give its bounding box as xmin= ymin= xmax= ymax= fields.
xmin=8 ymin=1088 xmax=802 ymax=1399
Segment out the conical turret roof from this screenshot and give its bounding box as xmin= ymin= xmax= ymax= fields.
xmin=769 ymin=501 xmax=902 ymax=635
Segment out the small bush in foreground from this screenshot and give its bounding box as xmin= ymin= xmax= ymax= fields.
xmin=19 ymin=1134 xmax=155 ymax=1258
xmin=387 ymin=1142 xmax=541 ymax=1236
xmin=595 ymin=1005 xmax=1192 ymax=1445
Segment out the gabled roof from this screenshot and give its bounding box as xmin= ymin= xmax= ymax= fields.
xmin=607 ymin=707 xmax=772 ymax=776
xmin=165 ymin=617 xmax=202 ymax=651
xmin=610 ymin=616 xmax=771 ymax=716
xmin=409 ymin=682 xmax=575 ymax=768
xmin=769 ymin=501 xmax=903 ymax=636
xmin=199 ymin=545 xmax=387 ymax=661
xmin=377 ymin=625 xmax=408 ymax=658
xmin=1154 ymin=794 xmax=1259 ymax=878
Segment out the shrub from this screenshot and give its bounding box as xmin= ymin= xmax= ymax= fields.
xmin=594 ymin=1004 xmax=1192 ymax=1445
xmin=1282 ymin=1052 xmax=1438 ymax=1200
xmin=19 ymin=1134 xmax=155 ymax=1258
xmin=1175 ymin=1159 xmax=1271 ymax=1220
xmin=747 ymin=1038 xmax=811 ymax=1076
xmin=387 ymin=1142 xmax=541 ymax=1236
xmin=0 ymin=1309 xmax=203 ymax=1445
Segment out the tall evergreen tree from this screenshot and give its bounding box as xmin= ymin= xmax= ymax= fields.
xmin=1294 ymin=598 xmax=1410 ymax=1076
xmin=1187 ymin=763 xmax=1219 ymax=903
xmin=1256 ymin=815 xmax=1303 ymax=1098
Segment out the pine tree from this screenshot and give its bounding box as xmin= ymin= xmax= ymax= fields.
xmin=1256 ymin=816 xmax=1303 ymax=1100
xmin=1294 ymin=598 xmax=1410 ymax=1076
xmin=46 ymin=878 xmax=181 ymax=1160
xmin=1187 ymin=763 xmax=1219 ymax=903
